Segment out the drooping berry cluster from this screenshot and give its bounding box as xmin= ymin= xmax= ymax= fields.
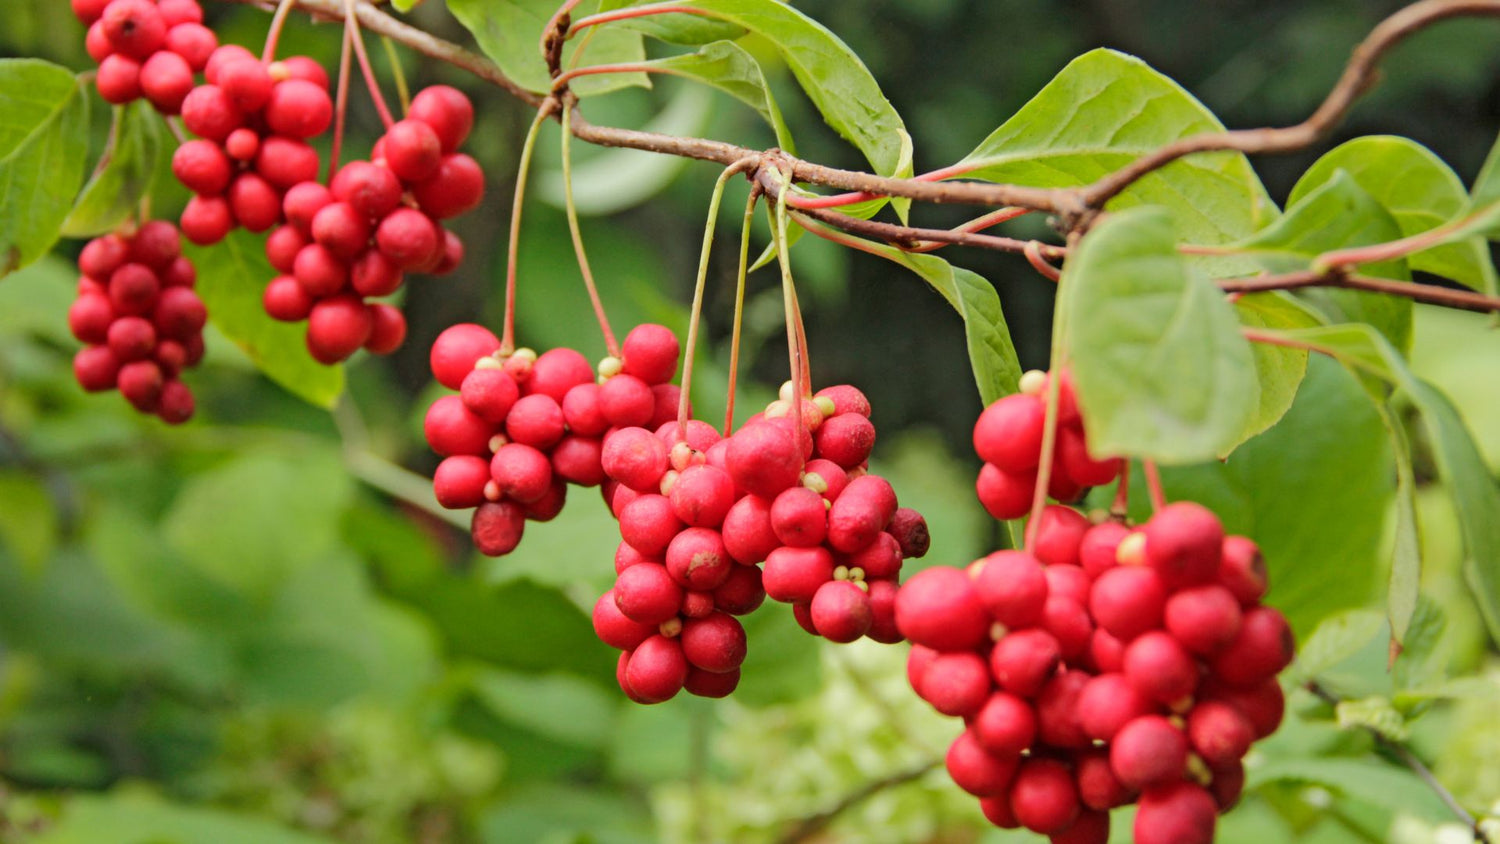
xmin=425 ymin=323 xmax=686 ymax=557
xmin=69 ymin=222 xmax=207 ymax=423
xmin=896 ymin=502 xmax=1292 ymax=843
xmin=596 ymin=381 xmax=930 ymax=704
xmin=172 ymin=45 xmax=333 ymax=246
xmin=75 ymin=0 xmax=218 ymax=112
xmin=974 ymin=370 xmax=1123 ymax=518
xmin=261 ymin=86 xmax=481 ymax=363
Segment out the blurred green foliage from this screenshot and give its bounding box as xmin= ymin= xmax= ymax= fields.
xmin=1 ymin=1 xmax=1498 ymax=842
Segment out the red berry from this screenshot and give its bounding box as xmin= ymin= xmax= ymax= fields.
xmin=102 ymin=0 xmax=167 ymax=60
xmin=505 ymin=393 xmax=566 ymax=449
xmin=153 ymin=286 xmax=207 ymax=340
xmin=1051 ymin=810 xmax=1109 ymax=844
xmin=73 ymin=0 xmax=112 ymax=25
xmin=680 ymin=611 xmax=746 ymax=673
xmin=80 ymin=234 xmax=130 ymax=279
xmin=1203 ymin=676 xmax=1284 ymax=739
xmin=1057 ymin=426 xmax=1121 ymax=487
xmin=375 ymin=208 xmax=441 ymax=270
xmin=157 ymin=0 xmax=203 ymax=27
xmin=864 ymin=579 xmax=902 ymax=643
xmin=96 ymin=54 xmax=143 ymax=104
xmin=976 ymin=462 xmax=1036 ymax=520
xmin=265 ymin=79 xmax=333 ymax=139
xmin=283 ymin=181 xmax=334 ymax=230
xmin=670 ymin=465 xmax=735 ymax=528
xmin=117 ymin=359 xmax=165 ymax=411
xmin=843 ymin=530 xmax=901 ymax=580
xmin=293 ymin=244 xmax=347 ymax=298
xmin=1031 ymin=505 xmax=1089 ymax=566
xmin=972 ymin=691 xmax=1036 ymax=757
xmin=623 ymin=635 xmax=688 ymax=704
xmin=472 ymin=500 xmax=525 ymax=556
xmin=895 ymin=566 xmax=990 ymax=652
xmin=592 ymin=588 xmax=655 ymax=651
xmin=157 ymin=379 xmax=195 ymax=424
xmin=1165 ymin=584 xmax=1243 ymax=655
xmin=1219 ymin=535 xmax=1269 ymax=606
xmin=180 ymin=195 xmax=233 ymax=244
xmin=1133 ymin=782 xmax=1216 ymax=844
xmin=1077 ymin=672 xmax=1153 ymax=741
xmin=1078 ymin=521 xmax=1129 ymax=578
xmin=618 ymin=495 xmax=683 ymax=559
xmin=181 ymin=84 xmax=242 ymax=141
xmin=551 ymin=435 xmax=605 ymax=486
xmin=665 ymin=527 xmax=732 ymax=591
xmin=527 ymin=347 xmax=594 ymax=403
xmin=265 ymin=225 xmax=307 ymax=274
xmin=1035 ymin=669 xmax=1091 ymax=749
xmin=1186 ymin=700 xmax=1254 ymax=767
xmin=974 ymin=550 xmax=1048 ymax=628
xmin=1088 ymin=565 xmax=1166 ymax=641
xmin=74 ymin=346 xmax=121 ymax=392
xmin=814 ymin=412 xmax=875 ymax=470
xmin=712 ymin=564 xmax=765 ymax=616
xmin=721 ymin=494 xmax=778 ymax=564
xmin=108 ymin=262 xmax=159 ymax=316
xmin=919 ymin=650 xmax=991 ymax=717
xmin=770 ymin=486 xmax=828 ymax=547
xmin=68 ymin=293 xmax=115 ymax=344
xmin=827 ymin=474 xmax=897 ymax=553
xmin=602 ymin=426 xmax=669 ymax=493
xmin=217 ymin=58 xmax=273 ymax=112
xmin=161 ymin=256 xmax=195 ymax=288
xmin=620 ymin=324 xmax=680 ymax=385
xmin=1142 ymin=501 xmax=1224 ymax=589
xmin=761 ymin=545 xmax=835 ymax=605
xmin=1009 ymin=757 xmax=1080 ymax=835
xmin=309 ymin=202 xmax=370 ymax=259
xmin=973 ymin=393 xmax=1044 ymax=472
xmin=813 ymin=384 xmax=870 ymax=417
xmin=809 ymin=580 xmax=872 ymax=643
xmin=684 ymin=666 xmax=739 ymax=698
xmin=1123 ymin=631 xmax=1199 ymax=705
xmin=204 ymin=45 xmax=256 ymax=85
xmin=140 ymin=51 xmax=194 ymax=114
xmin=165 ymin=22 xmax=217 ymax=71
xmin=598 ymin=374 xmax=655 ymax=429
xmin=411 ymin=153 xmax=484 ymax=219
xmin=351 ymin=250 xmax=403 ymax=297
xmin=228 ymin=173 xmax=281 ymax=232
xmin=424 ymin=394 xmax=493 ymax=457
xmin=725 ymin=422 xmax=802 ymax=498
xmin=946 ymin=730 xmax=1018 ymax=798
xmin=331 ymin=160 xmax=403 ymax=219
xmin=262 ymin=275 xmax=313 ymax=322
xmin=172 ymin=139 xmax=232 ymax=195
xmin=989 ymin=628 xmax=1061 ymax=697
xmin=382 ymin=119 xmax=443 ymax=182
xmin=409 ymin=85 xmax=474 ymax=152
xmin=459 ymin=368 xmax=519 ymax=424
xmin=272 ymin=56 xmax=329 ymax=89
xmin=980 ymin=795 xmax=1020 ymax=829
xmin=130 ymin=221 xmax=181 ymax=269
xmin=433 ymin=455 xmax=490 ymax=509
xmin=1208 ymin=606 xmax=1294 ymax=687
xmin=1075 ymin=750 xmax=1133 ymax=811
xmin=256 ymin=137 xmax=322 ymax=190
xmin=614 ymin=562 xmax=683 ymax=626
xmin=429 ymin=323 xmax=500 ymax=389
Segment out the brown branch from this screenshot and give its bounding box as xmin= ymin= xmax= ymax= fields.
xmin=1307 ymin=681 xmax=1493 ymax=844
xmin=1078 ymin=0 xmax=1500 ymax=213
xmin=774 ymin=759 xmax=940 ymax=844
xmin=1217 ymin=270 xmax=1500 ymax=313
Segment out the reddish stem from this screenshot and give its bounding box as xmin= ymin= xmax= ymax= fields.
xmin=552 ymin=62 xmax=661 ymax=91
xmin=785 ymin=163 xmax=978 ymax=210
xmin=1023 ymin=372 xmax=1064 ymax=551
xmin=567 ymin=5 xmax=715 ymax=37
xmin=1110 ymin=462 xmax=1131 ymax=521
xmin=909 ymin=206 xmax=1034 ymax=253
xmin=328 ymin=19 xmax=354 ymax=180
xmin=261 ymin=0 xmax=298 ymax=63
xmin=1024 ymin=239 xmax=1063 ymax=282
xmin=541 ymin=0 xmax=586 ymax=59
xmin=345 ymin=0 xmax=396 ymax=129
xmin=1143 ymin=461 xmax=1167 ymax=512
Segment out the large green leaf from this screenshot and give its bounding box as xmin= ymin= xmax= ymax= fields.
xmin=1265 ymin=323 xmax=1500 ymax=645
xmin=1153 ymin=356 xmax=1394 ymax=637
xmin=1231 ymin=171 xmax=1413 ymax=350
xmin=185 ymin=230 xmax=344 ymax=408
xmin=794 ymin=220 xmax=1019 ymax=404
xmin=0 ymin=59 xmax=89 ymax=277
xmin=1232 ymin=292 xmax=1318 ymax=444
xmin=629 ymin=40 xmax=794 ymax=153
xmin=1379 ymin=400 xmax=1422 ymax=645
xmin=1287 ymin=609 xmax=1385 ymax=686
xmin=446 ymin=0 xmax=648 ymax=97
xmin=61 ymin=102 xmax=165 ymax=238
xmin=1060 ymin=207 xmax=1258 ymax=462
xmin=1290 ymin=136 xmax=1497 ymax=296
xmin=1468 ymin=127 xmax=1500 ymax=235
xmin=955 ymin=49 xmax=1276 ymax=246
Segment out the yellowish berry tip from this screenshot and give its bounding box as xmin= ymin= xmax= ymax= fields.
xmin=597 ymin=355 xmax=623 ymax=379
xmin=814 ymin=395 xmax=837 ymax=418
xmin=1018 ymin=369 xmax=1047 ymax=396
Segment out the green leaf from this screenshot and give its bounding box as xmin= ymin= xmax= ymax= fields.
xmin=1231 ymin=171 xmax=1414 ymax=350
xmin=1288 ymin=609 xmax=1385 ymax=686
xmin=598 ymin=0 xmax=746 ymax=45
xmin=61 ymin=102 xmax=165 ymax=238
xmin=1247 ymin=757 xmax=1450 ymax=820
xmin=1154 ymin=356 xmax=1393 ymax=638
xmin=0 ymin=471 xmax=56 ymax=575
xmin=185 ymin=230 xmax=344 ymax=408
xmin=1468 ymin=127 xmax=1500 ymax=235
xmin=629 ymin=41 xmax=794 ymax=153
xmin=161 ymin=447 xmax=352 ymax=605
xmin=1232 ymin=292 xmax=1318 ymax=443
xmin=1060 ymin=207 xmax=1258 ymax=462
xmin=793 ymin=222 xmax=1019 ymax=403
xmin=0 ymin=59 xmax=90 ymax=277
xmin=470 ymin=667 xmax=619 ymax=748
xmin=1266 ymin=323 xmax=1500 ymax=645
xmin=1379 ymin=400 xmax=1422 ymax=646
xmin=659 ymin=0 xmax=914 ymax=215
xmin=1392 ymin=596 xmax=1448 ymax=694
xmin=1290 ymin=136 xmax=1497 ymax=295
xmin=955 ymin=49 xmax=1276 ymax=247
xmin=1335 ymin=696 xmax=1410 ymax=741
xmin=34 ymin=793 xmax=339 ymax=844
xmin=446 ymin=0 xmax=647 ymax=97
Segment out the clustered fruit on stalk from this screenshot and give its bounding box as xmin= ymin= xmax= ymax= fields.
xmin=75 ymin=0 xmax=218 ymax=113
xmin=69 ymin=222 xmax=207 ymax=423
xmin=425 ymin=323 xmax=688 ymax=557
xmin=261 ymin=87 xmax=483 ymax=363
xmin=595 ymin=377 xmax=929 ymax=703
xmin=894 ymin=389 xmax=1295 ymax=844
xmin=975 ymin=370 xmax=1123 ymax=518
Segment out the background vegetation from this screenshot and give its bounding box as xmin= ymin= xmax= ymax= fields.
xmin=0 ymin=1 xmax=1497 ymax=841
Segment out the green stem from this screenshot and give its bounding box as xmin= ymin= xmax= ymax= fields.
xmin=380 ymin=35 xmax=411 ymax=115
xmin=724 ymin=185 xmax=761 ymax=436
xmin=560 ymin=103 xmax=620 ymax=358
xmin=502 ymin=99 xmax=559 ymax=355
xmin=771 ymin=169 xmax=807 ymax=442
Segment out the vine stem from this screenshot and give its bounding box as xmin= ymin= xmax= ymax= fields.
xmin=785 ymin=163 xmax=977 ymax=210
xmin=725 ymin=185 xmax=762 ymax=436
xmin=1306 ymin=681 xmax=1493 ymax=844
xmin=907 ymin=206 xmax=1034 ymax=253
xmin=568 ymin=4 xmax=714 ymax=37
xmin=1024 ymin=239 xmax=1063 ymax=282
xmin=771 ymin=168 xmax=807 ymax=439
xmin=1142 ymin=460 xmax=1167 ymax=512
xmin=344 ymin=0 xmax=395 ymax=129
xmin=501 ymin=99 xmax=560 ymax=355
xmin=559 ymin=101 xmax=621 ymax=358
xmin=775 ymin=760 xmax=941 ymax=844
xmin=328 ymin=18 xmax=354 ymax=179
xmin=679 ymin=159 xmax=758 ymax=440
xmin=261 ymin=0 xmax=298 ymax=63
xmin=1110 ymin=462 xmax=1131 ymax=520
xmin=1216 ymin=269 xmax=1500 ymax=313
xmin=1023 ymin=368 xmax=1065 ymax=550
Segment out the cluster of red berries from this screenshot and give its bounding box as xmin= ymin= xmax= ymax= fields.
xmin=896 ymin=501 xmax=1292 ymax=843
xmin=75 ymin=0 xmax=218 ymax=112
xmin=262 ymin=86 xmax=481 ymax=363
xmin=975 ymin=370 xmax=1123 ymax=518
xmin=594 ymin=380 xmax=929 ymax=704
xmin=69 ymin=222 xmax=207 ymax=423
xmin=171 ymin=44 xmax=333 ymax=246
xmin=425 ymin=323 xmax=687 ymax=556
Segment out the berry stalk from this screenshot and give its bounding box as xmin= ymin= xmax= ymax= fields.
xmin=500 ymin=99 xmax=558 ymax=355
xmin=261 ymin=0 xmax=298 ymax=63
xmin=343 ymin=0 xmax=395 ymax=128
xmin=724 ymin=184 xmax=761 ymax=436
xmin=771 ymin=169 xmax=807 ymax=441
xmin=560 ymin=103 xmax=620 ymax=358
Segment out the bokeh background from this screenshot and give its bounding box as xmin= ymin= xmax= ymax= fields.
xmin=1 ymin=1 xmax=1498 ymax=842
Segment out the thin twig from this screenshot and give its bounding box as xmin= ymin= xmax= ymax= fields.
xmin=774 ymin=760 xmax=941 ymax=844
xmin=1217 ymin=270 xmax=1500 ymax=313
xmin=1307 ymin=681 xmax=1492 ymax=844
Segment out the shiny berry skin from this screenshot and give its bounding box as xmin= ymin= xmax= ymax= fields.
xmin=680 ymin=611 xmax=746 ymax=673
xmin=157 ymin=379 xmax=195 ymax=424
xmin=989 ymin=628 xmax=1062 ymax=698
xmin=140 ymin=51 xmax=194 ymax=114
xmin=620 ymin=324 xmax=680 ymax=385
xmin=102 ymin=0 xmax=167 ymax=60
xmin=429 ymin=324 xmax=500 ymax=389
xmin=382 ymin=119 xmax=443 ymax=182
xmin=762 ymin=546 xmax=835 ymax=605
xmin=375 ymin=208 xmax=441 ymax=270
xmin=809 ymin=580 xmax=873 ymax=643
xmin=305 ymin=296 xmax=373 ymax=363
xmin=172 ymin=139 xmax=232 ymax=195
xmin=1208 ymin=606 xmax=1295 ymax=687
xmin=976 ymin=463 xmax=1036 ymax=520
xmin=117 ymin=359 xmax=165 ymax=411
xmin=433 ymin=455 xmax=491 ymax=509
xmin=1123 ymin=631 xmax=1200 ymax=705
xmin=409 ymin=85 xmax=474 ymax=152
xmin=412 ymin=154 xmax=484 ymax=219
xmin=471 ymin=501 xmax=525 ymax=556
xmin=1109 ymin=714 xmax=1188 ymax=789
xmin=262 ymin=275 xmax=313 ymax=322
xmin=96 ymin=54 xmax=143 ymax=104
xmin=1088 ymin=565 xmax=1167 ymax=641
xmin=725 ymin=422 xmax=802 ymax=498
xmin=946 ymin=730 xmax=1018 ymax=798
xmin=331 ymin=160 xmax=403 ymax=219
xmin=1142 ymin=501 xmax=1224 ymax=589
xmin=665 ymin=527 xmax=732 ymax=591
xmin=216 ymin=58 xmax=273 ymax=112
xmin=623 ymin=635 xmax=688 ymax=704
xmin=180 ymin=195 xmax=233 ymax=245
xmin=974 ymin=550 xmax=1048 ymax=628
xmin=256 ymin=137 xmax=322 ymax=189
xmin=265 ymin=79 xmax=333 ymax=139
xmin=614 ymin=562 xmax=683 ymax=626
xmin=1133 ymin=782 xmax=1217 ymax=844
xmin=227 ymin=173 xmax=281 ymax=232
xmin=165 ymin=22 xmax=217 ymax=71
xmin=74 ymin=346 xmax=121 ymax=392
xmin=181 ymin=84 xmax=242 ymax=141
xmin=1009 ymin=757 xmax=1080 ymax=835
xmin=894 ymin=566 xmax=990 ymax=652
xmin=973 ymin=393 xmax=1044 ymax=472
